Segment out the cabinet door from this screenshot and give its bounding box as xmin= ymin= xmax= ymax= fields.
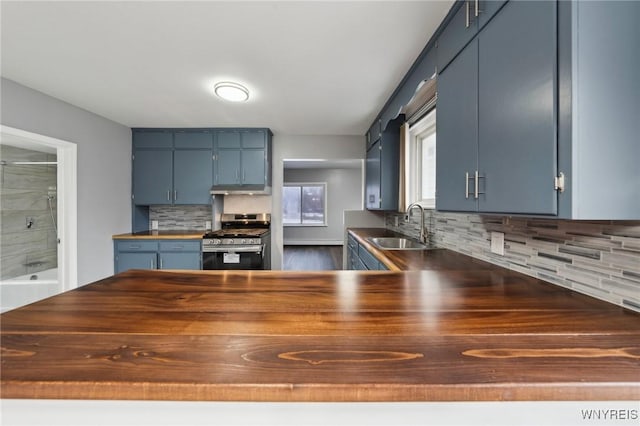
xmin=174 ymin=131 xmax=213 ymax=149
xmin=173 ymin=150 xmax=213 ymax=204
xmin=115 ymin=252 xmax=156 ymax=273
xmin=241 ymin=130 xmax=266 ymax=149
xmin=217 ymin=131 xmax=241 ymax=149
xmin=477 ymin=0 xmax=508 ymax=28
xmin=436 ymin=40 xmax=479 ymax=212
xmin=241 ymin=150 xmax=265 ymax=185
xmin=159 ymin=252 xmax=201 ymax=270
xmin=365 ymin=141 xmax=381 ymax=210
xmin=133 ymin=150 xmax=173 ymax=205
xmin=477 ymin=0 xmax=557 ymax=214
xmin=437 ymin=1 xmax=478 ymax=73
xmin=216 ymin=150 xmax=241 ymax=185
xmin=133 ymin=131 xmax=173 ymax=149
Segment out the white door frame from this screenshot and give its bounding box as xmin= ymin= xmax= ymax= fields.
xmin=1 ymin=125 xmax=78 ymax=291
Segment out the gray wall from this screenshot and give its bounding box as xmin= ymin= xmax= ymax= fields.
xmin=0 ymin=145 xmax=57 ymax=279
xmin=271 ymin=134 xmax=364 ymax=269
xmin=385 ymin=210 xmax=640 ymax=312
xmin=283 ymin=167 xmax=362 ymax=245
xmin=1 ymin=78 xmax=131 ymax=286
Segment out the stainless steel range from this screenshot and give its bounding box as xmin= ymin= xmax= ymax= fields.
xmin=202 ymin=213 xmax=271 ymax=270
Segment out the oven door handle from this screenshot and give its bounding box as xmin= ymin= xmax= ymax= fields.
xmin=203 ymin=245 xmax=264 ymax=253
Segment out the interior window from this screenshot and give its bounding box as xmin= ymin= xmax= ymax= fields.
xmin=283 ymin=183 xmax=327 ymax=226
xmin=408 ymin=108 xmax=436 ymax=208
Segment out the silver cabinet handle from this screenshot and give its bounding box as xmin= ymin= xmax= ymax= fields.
xmin=465 ymin=1 xmax=470 ymax=28
xmin=474 ymin=170 xmax=479 ymax=199
xmin=465 ymin=172 xmax=470 ymax=199
xmin=174 ymin=190 xmax=177 ymax=201
xmin=150 ymin=258 xmax=155 ymax=269
xmin=160 ymin=257 xmax=164 ymax=269
xmin=167 ymin=190 xmax=171 ymax=201
xmin=129 ymin=244 xmax=141 ymax=249
xmin=242 ymin=170 xmax=246 ymax=182
xmin=475 ymin=0 xmax=480 ymax=17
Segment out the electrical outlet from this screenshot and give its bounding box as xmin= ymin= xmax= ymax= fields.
xmin=393 ymin=216 xmax=399 ymax=227
xmin=151 ymin=220 xmax=159 ymax=230
xmin=490 ymin=232 xmax=505 ymax=256
xmin=206 ymin=221 xmax=212 ymax=230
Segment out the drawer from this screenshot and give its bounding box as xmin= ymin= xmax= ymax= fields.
xmin=358 ymin=246 xmax=380 ymax=271
xmin=115 ymin=240 xmax=159 ymax=252
xmin=347 ymin=235 xmax=358 ymax=250
xmin=159 ymin=240 xmax=201 ymax=252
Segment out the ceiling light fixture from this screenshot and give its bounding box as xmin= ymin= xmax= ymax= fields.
xmin=214 ymin=82 xmax=249 ymax=102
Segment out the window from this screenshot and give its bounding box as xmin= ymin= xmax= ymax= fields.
xmin=283 ymin=183 xmax=327 ymax=226
xmin=407 ymin=108 xmax=436 ymax=208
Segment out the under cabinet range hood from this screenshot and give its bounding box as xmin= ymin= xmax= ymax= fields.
xmin=210 ymin=184 xmax=272 ymax=195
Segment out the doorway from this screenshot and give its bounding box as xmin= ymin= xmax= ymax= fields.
xmin=0 ymin=125 xmax=77 ymax=312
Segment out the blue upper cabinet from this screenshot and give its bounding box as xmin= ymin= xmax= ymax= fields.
xmin=365 ymin=119 xmax=401 ymax=211
xmin=437 ymin=1 xmax=479 ymax=73
xmin=173 ymin=149 xmax=213 ymax=204
xmin=436 ymin=39 xmax=478 ymax=212
xmin=213 ymin=129 xmax=272 ymax=191
xmin=132 ymin=130 xmax=173 ymax=149
xmin=436 ymin=0 xmax=558 ymax=215
xmin=174 ymin=130 xmax=214 ymax=149
xmin=216 ymin=149 xmax=242 ymax=185
xmin=555 ymin=0 xmax=640 ymax=219
xmin=132 ymin=129 xmax=213 ymax=206
xmin=437 ymin=1 xmax=508 ymax=74
xmin=477 ymin=0 xmax=556 ymax=215
xmin=132 ymin=149 xmax=174 ymax=205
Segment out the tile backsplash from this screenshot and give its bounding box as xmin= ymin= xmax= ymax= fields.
xmin=386 ymin=210 xmax=640 ymax=312
xmin=149 ymin=205 xmax=212 ymax=230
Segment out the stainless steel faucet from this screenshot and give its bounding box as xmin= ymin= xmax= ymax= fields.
xmin=406 ymin=202 xmax=428 ymax=244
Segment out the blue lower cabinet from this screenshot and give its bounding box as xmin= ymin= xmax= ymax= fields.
xmin=158 ymin=241 xmax=201 ymax=270
xmin=159 ymin=252 xmax=201 ymax=270
xmin=115 ymin=252 xmax=157 ymax=274
xmin=347 ymin=238 xmax=388 ymax=271
xmin=115 ymin=239 xmax=201 ymax=273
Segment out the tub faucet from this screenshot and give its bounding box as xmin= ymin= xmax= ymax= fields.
xmin=406 ymin=203 xmax=428 ymax=244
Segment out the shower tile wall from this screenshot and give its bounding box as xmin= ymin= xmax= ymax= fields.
xmin=385 ymin=211 xmax=640 ymax=312
xmin=149 ymin=205 xmax=212 ymax=230
xmin=0 ymin=145 xmax=57 ymax=280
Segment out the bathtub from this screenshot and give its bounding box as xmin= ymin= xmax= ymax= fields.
xmin=1 ymin=268 xmax=60 ymax=313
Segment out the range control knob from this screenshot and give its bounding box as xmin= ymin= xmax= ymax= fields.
xmin=241 ymin=239 xmax=246 ymax=244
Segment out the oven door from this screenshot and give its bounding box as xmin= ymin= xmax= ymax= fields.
xmin=202 ymin=245 xmax=265 ymax=270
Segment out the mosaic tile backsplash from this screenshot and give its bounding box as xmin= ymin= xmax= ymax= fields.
xmin=385 ymin=210 xmax=640 ymax=312
xmin=149 ymin=205 xmax=212 ymax=230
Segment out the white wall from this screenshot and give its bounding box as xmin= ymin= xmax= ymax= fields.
xmin=1 ymin=78 xmax=131 ymax=286
xmin=283 ymin=167 xmax=362 ymax=245
xmin=271 ymin=134 xmax=364 ymax=269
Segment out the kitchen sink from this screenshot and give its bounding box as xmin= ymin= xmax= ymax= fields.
xmin=367 ymin=237 xmax=431 ymax=250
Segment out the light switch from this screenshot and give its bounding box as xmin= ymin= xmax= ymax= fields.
xmin=491 ymin=232 xmax=504 ymax=256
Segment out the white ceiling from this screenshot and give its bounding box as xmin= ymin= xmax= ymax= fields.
xmin=0 ymin=1 xmax=453 ymax=136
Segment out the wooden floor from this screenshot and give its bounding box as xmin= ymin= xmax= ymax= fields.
xmin=283 ymin=245 xmax=343 ymax=270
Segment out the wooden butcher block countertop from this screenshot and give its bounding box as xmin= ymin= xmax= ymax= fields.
xmin=112 ymin=230 xmax=204 ymax=239
xmin=2 ymin=257 xmax=639 ymax=402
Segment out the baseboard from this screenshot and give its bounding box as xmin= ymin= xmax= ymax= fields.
xmin=283 ymin=240 xmax=344 ymax=246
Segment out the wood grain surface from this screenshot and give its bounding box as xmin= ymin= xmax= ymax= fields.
xmin=2 ymin=248 xmax=639 ymax=402
xmin=112 ymin=230 xmax=204 ymax=240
